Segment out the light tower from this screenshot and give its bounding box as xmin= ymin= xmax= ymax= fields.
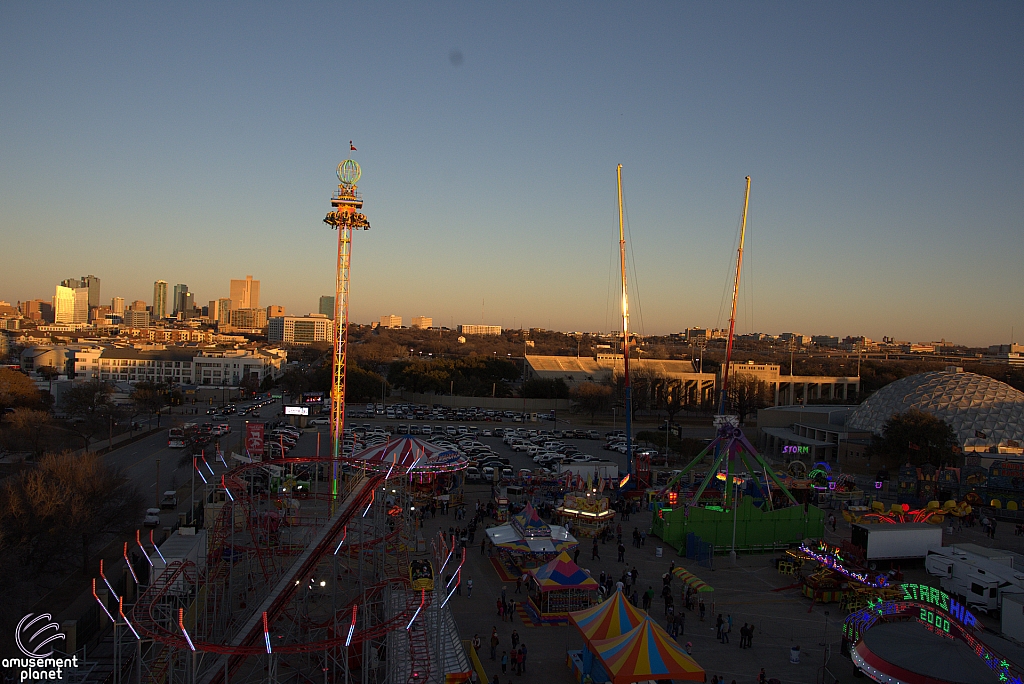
xmin=323 ymin=159 xmax=370 ymax=497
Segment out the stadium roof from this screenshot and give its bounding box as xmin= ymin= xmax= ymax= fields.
xmin=846 ymin=370 xmax=1024 ymax=449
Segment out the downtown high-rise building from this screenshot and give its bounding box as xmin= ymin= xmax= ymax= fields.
xmin=172 ymin=283 xmax=193 ymax=315
xmin=229 ymin=275 xmax=260 ymax=310
xmin=61 ymin=275 xmax=100 ymax=309
xmin=153 ymin=280 xmax=168 ymax=319
xmin=111 ymin=297 xmax=125 ymax=315
xmin=319 ymin=296 xmax=335 ymax=320
xmin=53 ymin=285 xmax=89 ymax=324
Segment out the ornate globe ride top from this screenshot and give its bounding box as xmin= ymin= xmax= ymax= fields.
xmin=337 ymin=159 xmax=361 ymax=186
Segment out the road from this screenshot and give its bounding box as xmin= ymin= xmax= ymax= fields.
xmin=102 ymin=401 xmax=717 ymax=528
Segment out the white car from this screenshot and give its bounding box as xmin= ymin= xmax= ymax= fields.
xmin=310 ymin=418 xmax=329 ymax=425
xmin=143 ymin=508 xmax=161 ymax=527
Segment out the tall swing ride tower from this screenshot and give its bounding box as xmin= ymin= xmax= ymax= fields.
xmin=324 ymin=159 xmax=370 ymax=493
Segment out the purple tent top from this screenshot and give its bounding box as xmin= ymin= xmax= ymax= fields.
xmin=529 ymin=552 xmax=600 ymax=592
xmin=511 ymin=502 xmax=551 ymax=538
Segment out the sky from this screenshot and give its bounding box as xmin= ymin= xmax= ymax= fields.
xmin=1 ymin=2 xmax=1021 ymax=347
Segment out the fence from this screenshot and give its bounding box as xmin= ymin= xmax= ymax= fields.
xmin=685 ymin=532 xmax=714 ymax=569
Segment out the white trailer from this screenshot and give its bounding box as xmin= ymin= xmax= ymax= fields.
xmin=850 ymin=523 xmax=943 ymax=562
xmin=555 ymin=461 xmax=621 ymax=482
xmin=925 ymin=545 xmax=1024 ymax=614
xmin=149 ymin=528 xmax=208 ymax=593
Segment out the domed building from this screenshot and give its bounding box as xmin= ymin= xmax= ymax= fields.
xmin=846 ymin=368 xmax=1024 ymax=454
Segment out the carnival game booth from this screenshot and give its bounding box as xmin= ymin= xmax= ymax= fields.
xmin=525 ymin=551 xmax=599 ymax=624
xmin=671 ymin=566 xmax=714 ymax=613
xmin=485 ymin=502 xmax=578 ymax=573
xmin=555 ymin=492 xmax=616 ymax=539
xmin=349 ymin=436 xmax=467 ymax=507
xmin=566 ymin=590 xmax=704 ymax=684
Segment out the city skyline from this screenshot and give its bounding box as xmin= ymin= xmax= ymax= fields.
xmin=1 ymin=4 xmax=1021 ymax=347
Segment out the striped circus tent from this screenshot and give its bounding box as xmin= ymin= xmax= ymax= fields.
xmin=589 ymin=616 xmax=705 ymax=683
xmin=568 ymin=588 xmax=646 ymax=641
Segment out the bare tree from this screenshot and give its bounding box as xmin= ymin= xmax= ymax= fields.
xmin=727 ymin=373 xmax=772 ymax=423
xmin=570 ymin=382 xmax=613 ymax=424
xmin=0 ymin=450 xmax=143 ymax=574
xmin=4 ymin=408 xmax=51 ymax=458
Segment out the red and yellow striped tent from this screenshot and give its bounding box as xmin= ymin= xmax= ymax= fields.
xmin=568 ymin=588 xmax=646 ymax=641
xmin=589 ymin=616 xmax=705 ymax=683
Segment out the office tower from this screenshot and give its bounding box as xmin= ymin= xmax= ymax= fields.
xmin=53 ymin=285 xmax=88 ymax=324
xmin=124 ymin=310 xmax=150 ymax=327
xmin=153 ymin=280 xmax=168 ymax=319
xmin=411 ymin=316 xmax=433 ymax=329
xmin=266 ymin=305 xmax=285 ymax=318
xmin=229 ymin=308 xmax=267 ymax=328
xmin=216 ymin=298 xmax=232 ymax=325
xmin=131 ymin=300 xmax=147 ymax=311
xmin=379 ymin=314 xmax=402 ymax=329
xmin=53 ymin=286 xmax=76 ymax=323
xmin=60 ymin=276 xmax=100 ymax=308
xmin=318 ymin=296 xmax=336 ymax=320
xmin=229 ymin=275 xmax=260 ymax=310
xmin=81 ymin=275 xmax=100 ymax=308
xmin=111 ymin=297 xmax=125 ymax=315
xmin=268 ymin=314 xmax=333 ymax=344
xmin=172 ymin=284 xmax=190 ymax=315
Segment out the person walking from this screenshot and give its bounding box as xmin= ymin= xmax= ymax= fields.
xmin=515 ymin=574 xmax=523 ymax=594
xmin=716 ymin=614 xmax=724 ymax=642
xmin=467 ymin=576 xmax=473 ymax=597
xmin=746 ymin=623 xmax=755 ymax=649
xmin=642 ymin=586 xmax=653 ymax=611
xmin=511 ymin=629 xmax=519 ymax=649
xmin=617 ymin=542 xmax=625 ymax=562
xmin=574 ymin=547 xmax=581 ymax=564
xmin=592 ymin=537 xmax=600 ymax=560
xmin=501 ymin=651 xmax=508 ymax=675
xmin=501 ymin=585 xmax=507 ymax=603
xmin=473 ymin=633 xmax=481 ymax=654
xmin=722 ymin=618 xmax=730 ymax=644
xmin=699 ymin=598 xmax=706 ymax=621
xmin=490 ymin=629 xmax=499 ymax=660
xmin=520 ymin=643 xmax=527 ymax=674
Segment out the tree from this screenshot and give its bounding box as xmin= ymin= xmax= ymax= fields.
xmin=522 ymin=378 xmax=570 ymax=399
xmin=570 ymin=382 xmax=612 ymax=423
xmin=4 ymin=408 xmax=51 ymax=458
xmin=656 ymin=379 xmax=690 ymax=427
xmin=0 ymin=450 xmax=143 ymax=574
xmin=59 ymin=380 xmax=114 ymax=448
xmin=36 ymin=366 xmax=60 ymax=395
xmin=869 ymin=409 xmax=958 ymax=468
xmin=0 ymin=368 xmax=41 ymax=412
xmin=131 ymin=381 xmax=167 ymax=424
xmin=726 ymin=373 xmax=772 ymax=423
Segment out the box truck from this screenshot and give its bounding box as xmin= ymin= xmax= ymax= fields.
xmin=850 ymin=523 xmax=943 ymax=562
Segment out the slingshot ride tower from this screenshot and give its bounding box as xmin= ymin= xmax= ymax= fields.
xmin=324 ymin=160 xmax=370 ymax=496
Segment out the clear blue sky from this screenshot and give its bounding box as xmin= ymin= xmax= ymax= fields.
xmin=1 ymin=2 xmax=1021 ymax=347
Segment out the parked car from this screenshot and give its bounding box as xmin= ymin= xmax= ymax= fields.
xmin=143 ymin=508 xmax=161 ymax=527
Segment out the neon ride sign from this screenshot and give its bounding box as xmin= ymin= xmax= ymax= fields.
xmin=843 ymin=583 xmax=1020 ymax=684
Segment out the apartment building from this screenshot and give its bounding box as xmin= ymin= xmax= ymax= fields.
xmin=268 ymin=314 xmax=333 ymax=344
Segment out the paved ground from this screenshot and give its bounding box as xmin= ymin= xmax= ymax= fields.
xmin=420 ymin=486 xmax=844 ymax=684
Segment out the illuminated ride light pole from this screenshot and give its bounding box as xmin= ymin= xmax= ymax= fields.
xmin=324 ymin=158 xmax=371 ymax=500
